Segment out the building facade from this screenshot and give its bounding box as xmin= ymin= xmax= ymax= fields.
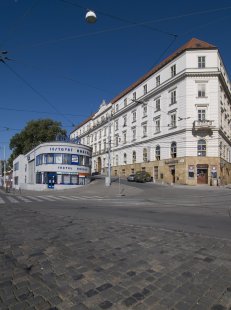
xmin=13 ymin=142 xmax=92 ymax=190
xmin=70 ymin=38 xmax=231 ymax=186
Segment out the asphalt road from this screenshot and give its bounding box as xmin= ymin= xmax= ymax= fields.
xmin=0 ymin=182 xmax=231 ymax=309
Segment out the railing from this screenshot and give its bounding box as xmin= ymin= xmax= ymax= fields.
xmin=193 ymin=120 xmax=215 ymax=130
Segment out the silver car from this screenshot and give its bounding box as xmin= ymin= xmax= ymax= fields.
xmin=127 ymin=174 xmax=136 ymax=182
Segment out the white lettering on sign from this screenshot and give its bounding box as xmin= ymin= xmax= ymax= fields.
xmin=58 ymin=166 xmax=73 ymax=170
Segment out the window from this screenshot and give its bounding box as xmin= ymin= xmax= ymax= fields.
xmin=115 ymin=155 xmax=119 ymax=165
xmin=124 ymin=98 xmax=127 ymax=107
xmin=94 ymin=133 xmax=97 ymax=141
xmin=91 ymin=135 xmax=93 ymax=142
xmin=156 ymin=75 xmax=160 ymax=86
xmin=198 ymin=56 xmax=205 ymax=68
xmin=99 ymin=130 xmax=102 ymax=138
xmin=132 ymin=128 xmax=136 ymax=141
xmin=142 ymin=124 xmax=147 ymax=137
xmin=104 ymin=127 xmax=107 ymax=136
xmin=45 ymin=153 xmax=54 ymax=164
xmin=115 ymin=104 xmax=119 ymax=112
xmin=63 ymin=154 xmax=72 ymax=164
xmin=198 ymin=84 xmax=206 ymax=97
xmin=115 ymin=135 xmax=119 ymax=147
xmin=14 ymin=162 xmax=19 ymax=171
xmin=123 ymin=153 xmax=127 ymax=164
xmin=171 ymin=90 xmax=176 ymax=105
xmin=103 ymin=139 xmax=106 ymax=151
xmin=170 ymin=113 xmax=176 ymax=128
xmin=155 ymin=118 xmax=160 ymax=133
xmin=133 ymin=92 xmax=136 ymax=100
xmin=54 ymin=154 xmax=62 ymax=164
xmin=198 ymin=109 xmax=206 ymax=121
xmin=132 ymin=151 xmax=136 ymax=163
xmin=171 ymin=142 xmax=177 ymax=158
xmin=171 ymin=64 xmax=176 ymax=77
xmin=143 ymin=84 xmax=147 ymax=95
xmin=155 ymin=98 xmax=160 ymax=111
xmin=143 ymin=148 xmax=148 ymax=162
xmin=123 ymin=115 xmax=127 ymax=127
xmin=123 ymin=132 xmax=127 ymax=144
xmin=115 ymin=120 xmax=119 ymax=131
xmin=132 ymin=111 xmax=136 ymax=122
xmin=156 ymin=145 xmax=160 ymax=160
xmin=143 ymin=105 xmax=147 ymax=117
xmin=197 ymin=139 xmax=206 ymax=156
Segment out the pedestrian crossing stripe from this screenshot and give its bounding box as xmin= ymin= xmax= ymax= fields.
xmin=0 ymin=197 xmax=5 ymax=204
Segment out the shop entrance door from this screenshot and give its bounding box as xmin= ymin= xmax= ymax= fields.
xmin=170 ymin=166 xmax=176 ymax=183
xmin=47 ymin=172 xmax=57 ymax=189
xmin=197 ymin=165 xmax=208 ymax=184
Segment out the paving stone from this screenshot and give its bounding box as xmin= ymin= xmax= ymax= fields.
xmin=98 ymin=300 xmax=113 ymax=309
xmin=123 ymin=296 xmax=137 ymax=307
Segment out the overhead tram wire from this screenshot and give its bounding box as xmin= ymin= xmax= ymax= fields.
xmin=9 ymin=4 xmax=231 ymax=51
xmin=3 ymin=62 xmax=76 ymax=128
xmin=59 ymin=0 xmax=177 ymax=38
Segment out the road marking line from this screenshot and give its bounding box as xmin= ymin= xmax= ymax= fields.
xmin=16 ymin=196 xmax=31 ymax=203
xmin=6 ymin=196 xmax=18 ymax=203
xmin=36 ymin=196 xmax=56 ymax=201
xmin=0 ymin=197 xmax=5 ymax=204
xmin=25 ymin=196 xmax=43 ymax=202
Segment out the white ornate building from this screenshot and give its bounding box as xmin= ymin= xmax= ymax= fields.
xmin=70 ymin=38 xmax=231 ymax=186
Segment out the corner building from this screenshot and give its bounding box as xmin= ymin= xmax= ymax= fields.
xmin=70 ymin=38 xmax=231 ymax=186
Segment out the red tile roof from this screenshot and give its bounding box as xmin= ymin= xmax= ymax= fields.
xmin=111 ymin=38 xmax=216 ymax=104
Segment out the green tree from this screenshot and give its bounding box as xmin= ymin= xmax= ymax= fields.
xmin=8 ymin=119 xmax=67 ymax=167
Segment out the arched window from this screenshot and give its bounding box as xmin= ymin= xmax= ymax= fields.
xmin=132 ymin=151 xmax=136 ymax=164
xmin=143 ymin=148 xmax=148 ymax=162
xmin=197 ymin=139 xmax=206 ymax=156
xmin=171 ymin=142 xmax=177 ymax=158
xmin=123 ymin=153 xmax=127 ymax=164
xmin=155 ymin=145 xmax=160 ymax=160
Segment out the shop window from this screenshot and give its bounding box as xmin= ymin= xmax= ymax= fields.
xmin=54 ymin=154 xmax=62 ymax=164
xmin=14 ymin=176 xmax=18 ymax=185
xmin=36 ymin=172 xmax=42 ymax=184
xmin=63 ymin=154 xmax=72 ymax=164
xmin=188 ymin=165 xmax=195 ymax=178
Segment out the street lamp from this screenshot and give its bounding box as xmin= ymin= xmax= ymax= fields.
xmin=85 ymin=10 xmax=97 ymax=24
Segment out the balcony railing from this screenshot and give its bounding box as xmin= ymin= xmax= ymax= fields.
xmin=193 ymin=120 xmax=215 ymax=130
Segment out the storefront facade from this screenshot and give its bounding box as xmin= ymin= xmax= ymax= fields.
xmin=13 ymin=142 xmax=92 ymax=191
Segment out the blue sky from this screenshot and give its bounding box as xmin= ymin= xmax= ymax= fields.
xmin=0 ymin=0 xmax=231 ymax=159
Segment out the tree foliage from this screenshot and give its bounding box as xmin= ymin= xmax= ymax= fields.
xmin=8 ymin=119 xmax=67 ymax=167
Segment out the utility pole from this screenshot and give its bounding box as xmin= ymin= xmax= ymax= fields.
xmin=105 ymin=117 xmax=111 ymax=187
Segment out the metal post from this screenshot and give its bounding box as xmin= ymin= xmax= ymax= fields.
xmin=105 ymin=117 xmax=111 ymax=186
xmin=3 ymin=146 xmax=6 ymax=188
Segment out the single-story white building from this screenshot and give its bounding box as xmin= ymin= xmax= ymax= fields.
xmin=13 ymin=141 xmax=92 ymax=191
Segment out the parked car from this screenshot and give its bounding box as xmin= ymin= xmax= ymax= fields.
xmin=127 ymin=174 xmax=136 ymax=182
xmin=134 ymin=171 xmax=152 ymax=183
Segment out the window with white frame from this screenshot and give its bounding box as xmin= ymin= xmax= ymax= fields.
xmin=123 ymin=153 xmax=127 ymax=164
xmin=170 ymin=90 xmax=177 ymax=105
xmin=198 ymin=84 xmax=206 ymax=97
xmin=103 ymin=139 xmax=106 ymax=151
xmin=156 ymin=75 xmax=160 ymax=86
xmin=99 ymin=142 xmax=101 ymax=152
xmin=143 ymin=84 xmax=147 ymax=95
xmin=155 ymin=145 xmax=160 ymax=160
xmin=155 ymin=98 xmax=160 ymax=111
xmin=143 ymin=148 xmax=148 ymax=162
xmin=132 ymin=111 xmax=136 ymax=122
xmin=124 ymin=98 xmax=127 ymax=107
xmin=104 ymin=127 xmax=106 ymax=136
xmin=170 ymin=113 xmax=177 ymax=128
xmin=99 ymin=130 xmax=101 ymax=139
xmin=132 ymin=151 xmax=136 ymax=163
xmin=198 ymin=56 xmax=206 ymax=68
xmin=115 ymin=104 xmax=119 ymax=112
xmin=143 ymin=105 xmax=147 ymax=117
xmin=142 ymin=124 xmax=147 ymax=137
xmin=132 ymin=128 xmax=136 ymax=141
xmin=123 ymin=131 xmax=127 ymax=144
xmin=91 ymin=135 xmax=93 ymax=142
xmin=94 ymin=133 xmax=97 ymax=141
xmin=115 ymin=120 xmax=118 ymax=131
xmin=115 ymin=135 xmax=119 ymax=147
xmin=170 ymin=142 xmax=177 ymax=158
xmin=133 ymin=92 xmax=136 ymax=100
xmin=198 ymin=109 xmax=206 ymax=121
xmin=171 ymin=64 xmax=176 ymax=77
xmin=123 ymin=115 xmax=127 ymax=127
xmin=197 ymin=139 xmax=206 ymax=156
xmin=155 ymin=118 xmax=160 ymax=133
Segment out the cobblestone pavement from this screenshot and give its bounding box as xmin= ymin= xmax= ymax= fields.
xmin=0 ymin=202 xmax=231 ymax=310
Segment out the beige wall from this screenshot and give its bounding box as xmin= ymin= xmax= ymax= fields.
xmin=112 ymin=156 xmax=231 ymax=186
